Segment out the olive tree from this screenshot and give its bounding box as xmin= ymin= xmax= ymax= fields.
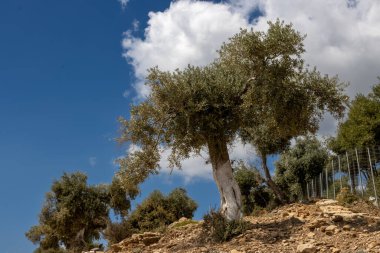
xmin=116 ymin=20 xmax=347 ymax=220
xmin=330 ymin=81 xmax=380 ymax=153
xmin=218 ymin=21 xmax=347 ymax=202
xmin=26 ymin=172 xmax=132 ymax=253
xmin=26 ymin=173 xmax=110 ymax=253
xmin=275 ymin=136 xmax=329 ymax=200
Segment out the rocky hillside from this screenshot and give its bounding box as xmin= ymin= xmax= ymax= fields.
xmin=107 ymin=199 xmax=380 ymax=253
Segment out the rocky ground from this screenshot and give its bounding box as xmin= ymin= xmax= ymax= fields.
xmin=107 ymin=199 xmax=380 ymax=253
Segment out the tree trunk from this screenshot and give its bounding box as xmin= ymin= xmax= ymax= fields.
xmin=350 ymin=168 xmax=356 ymax=193
xmin=208 ymin=137 xmax=242 ymax=221
xmin=300 ymin=182 xmax=307 ymax=200
xmin=260 ymin=152 xmax=288 ymax=203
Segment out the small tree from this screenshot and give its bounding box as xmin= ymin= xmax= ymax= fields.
xmin=330 ymin=80 xmax=380 ymax=153
xmin=103 ymin=219 xmax=134 ymax=245
xmin=166 ymin=188 xmax=198 ymax=219
xmin=233 ymin=162 xmax=272 ymax=215
xmin=275 ymin=136 xmax=328 ymax=200
xmin=128 ymin=188 xmax=197 ymax=232
xmin=26 ymin=172 xmax=132 ymax=253
xmin=117 ymin=20 xmax=346 ymax=220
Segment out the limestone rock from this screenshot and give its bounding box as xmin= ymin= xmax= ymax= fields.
xmin=297 ymin=243 xmax=316 ymax=253
xmin=325 ymin=225 xmax=338 ymax=235
xmin=343 ymin=224 xmax=351 ymax=231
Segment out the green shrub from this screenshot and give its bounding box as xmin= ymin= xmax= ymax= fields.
xmin=234 ymin=163 xmax=274 ymax=215
xmin=103 ymin=219 xmax=135 ymax=244
xmin=26 ymin=172 xmax=111 ymax=253
xmin=202 ymin=209 xmax=247 ymax=242
xmin=128 ymin=188 xmax=197 ymax=232
xmin=336 ymin=187 xmax=358 ymax=205
xmin=171 ymin=220 xmax=199 ymax=229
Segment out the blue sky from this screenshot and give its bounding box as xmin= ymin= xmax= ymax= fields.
xmin=1 ymin=0 xmax=379 ymax=252
xmin=0 ymin=0 xmax=173 ymax=252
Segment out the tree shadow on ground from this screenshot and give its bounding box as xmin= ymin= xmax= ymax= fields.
xmin=244 ymin=216 xmax=304 ymax=244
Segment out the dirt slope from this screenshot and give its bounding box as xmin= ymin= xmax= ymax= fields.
xmin=108 ymin=199 xmax=380 ymax=253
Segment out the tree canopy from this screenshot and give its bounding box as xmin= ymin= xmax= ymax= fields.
xmin=275 ymin=136 xmax=329 ymax=200
xmin=128 ymin=188 xmax=197 ymax=232
xmin=330 ymin=80 xmax=380 ymax=153
xmin=116 ymin=20 xmax=347 ymax=220
xmin=233 ymin=162 xmax=272 ymax=215
xmin=220 ymin=22 xmax=347 ymax=202
xmin=26 ymin=172 xmax=131 ymax=253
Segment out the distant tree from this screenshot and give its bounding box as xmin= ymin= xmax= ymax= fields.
xmin=166 ymin=188 xmax=198 ymax=219
xmin=233 ymin=162 xmax=272 ymax=215
xmin=275 ymin=136 xmax=328 ymax=200
xmin=103 ymin=219 xmax=133 ymax=245
xmin=116 ymin=20 xmax=346 ymax=220
xmin=330 ymin=80 xmax=380 ymax=153
xmin=109 ymin=176 xmax=137 ymax=218
xmin=26 ymin=172 xmax=131 ymax=253
xmin=128 ymin=188 xmax=197 ymax=232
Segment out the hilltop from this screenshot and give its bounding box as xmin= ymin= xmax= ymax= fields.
xmin=107 ymin=199 xmax=380 ymax=253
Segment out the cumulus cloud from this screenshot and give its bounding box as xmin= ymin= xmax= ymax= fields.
xmin=158 ymin=138 xmax=256 ymax=183
xmin=249 ymin=0 xmax=380 ymax=136
xmin=122 ymin=0 xmax=251 ymax=99
xmin=252 ymin=0 xmax=380 ymax=98
xmin=121 ymin=0 xmax=380 ymax=180
xmin=123 ymin=140 xmax=256 ymax=183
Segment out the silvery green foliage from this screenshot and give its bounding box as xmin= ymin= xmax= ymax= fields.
xmin=116 ymin=20 xmax=347 ymax=218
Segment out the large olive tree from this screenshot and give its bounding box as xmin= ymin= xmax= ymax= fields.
xmin=117 ymin=21 xmax=347 ymax=220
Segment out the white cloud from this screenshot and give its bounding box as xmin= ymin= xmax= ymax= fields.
xmin=122 ymin=139 xmax=255 ymax=183
xmin=157 ymin=138 xmax=256 ymax=183
xmin=89 ymin=157 xmax=97 ymax=167
xmin=118 ymin=0 xmax=129 ymax=9
xmin=122 ymin=0 xmax=251 ymax=99
xmin=252 ymin=0 xmax=380 ymax=98
xmin=121 ymin=0 xmax=380 ymax=180
xmin=132 ymin=19 xmax=140 ymax=31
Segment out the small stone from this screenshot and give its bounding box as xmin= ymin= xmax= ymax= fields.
xmin=343 ymin=225 xmax=351 ymax=231
xmin=231 ymin=250 xmax=245 ymax=253
xmin=297 ymin=243 xmax=317 ymax=253
xmin=178 ymin=217 xmax=188 ymax=222
xmin=307 ymin=232 xmax=315 ymax=238
xmin=331 ymin=248 xmax=340 ymax=253
xmin=368 ymin=242 xmax=378 ymax=249
xmin=325 ymin=225 xmax=337 ymax=235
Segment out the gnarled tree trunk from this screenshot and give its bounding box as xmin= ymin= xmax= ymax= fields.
xmin=208 ymin=136 xmax=242 ymax=221
xmin=260 ymin=152 xmax=288 ymax=203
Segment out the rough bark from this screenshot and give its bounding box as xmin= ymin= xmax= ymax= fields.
xmin=208 ymin=137 xmax=242 ymax=221
xmin=260 ymin=153 xmax=288 ymax=203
